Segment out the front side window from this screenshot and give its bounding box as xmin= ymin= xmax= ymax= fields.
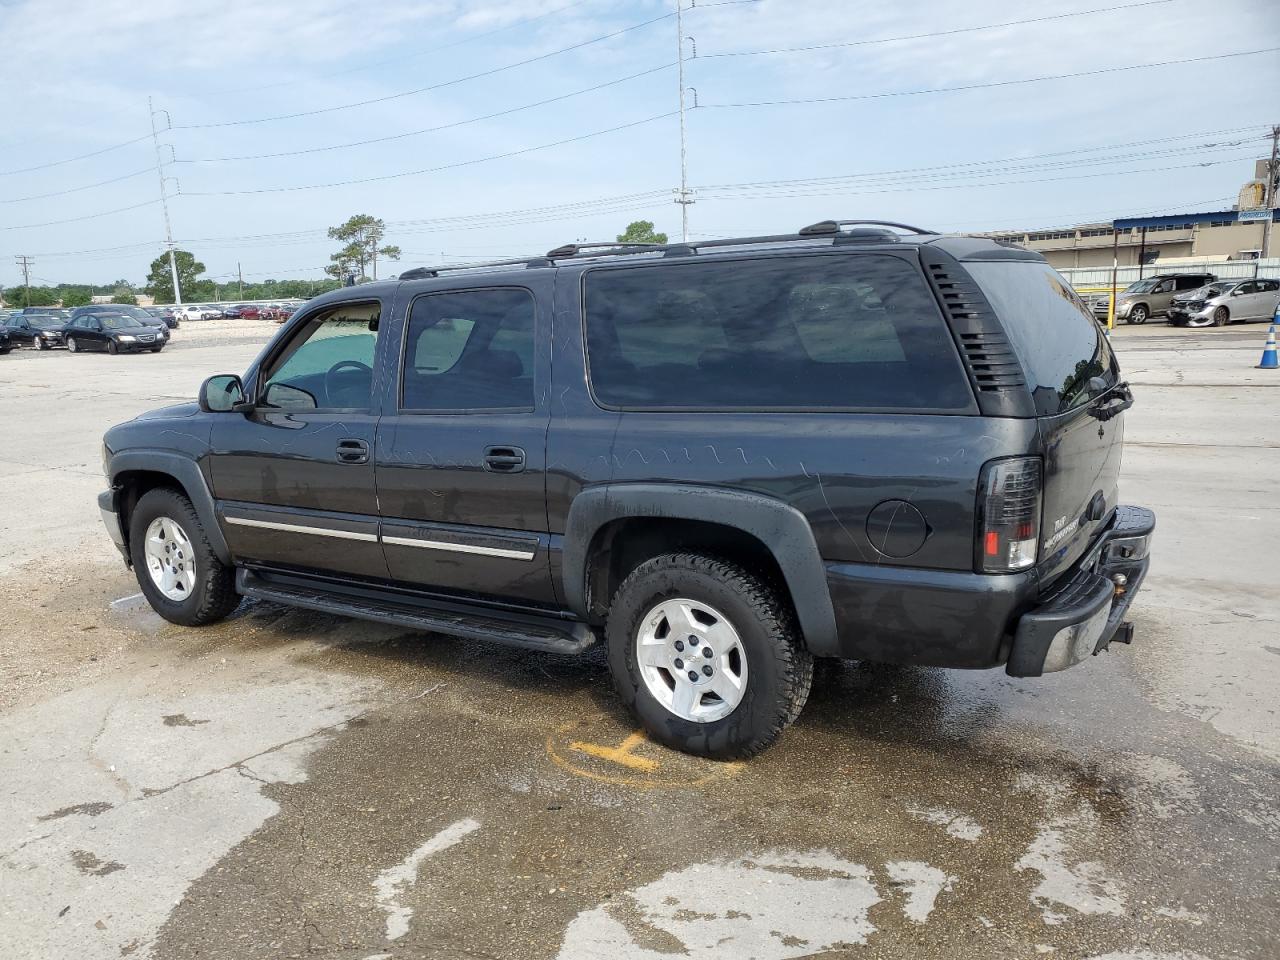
xmin=400 ymin=288 xmax=535 ymax=411
xmin=584 ymin=254 xmax=972 ymax=410
xmin=260 ymin=301 xmax=380 ymax=411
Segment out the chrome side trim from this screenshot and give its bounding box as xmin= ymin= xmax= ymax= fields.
xmin=225 ymin=516 xmax=378 ymax=543
xmin=381 ymin=535 xmax=535 ymax=561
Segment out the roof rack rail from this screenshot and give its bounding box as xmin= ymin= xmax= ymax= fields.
xmin=799 ymin=219 xmax=935 ymax=236
xmin=545 ymin=241 xmax=664 ymax=259
xmin=398 ymin=257 xmax=553 ymax=280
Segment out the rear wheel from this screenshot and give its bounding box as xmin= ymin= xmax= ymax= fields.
xmin=1128 ymin=304 xmax=1149 ymax=324
xmin=129 ymin=487 xmax=240 ymax=626
xmin=605 ymin=553 xmax=813 ymax=759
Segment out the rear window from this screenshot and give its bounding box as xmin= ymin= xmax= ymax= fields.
xmin=967 ymin=261 xmax=1118 ymax=416
xmin=583 ymin=254 xmax=972 ymax=411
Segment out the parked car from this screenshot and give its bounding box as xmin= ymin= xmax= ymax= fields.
xmin=65 ymin=313 xmax=165 ymax=354
xmin=69 ymin=305 xmax=171 ymax=345
xmin=1168 ymin=278 xmax=1280 ymax=327
xmin=97 ymin=220 xmax=1154 ymax=759
xmin=237 ymin=304 xmax=262 ymax=320
xmin=0 ymin=325 xmax=10 ymax=355
xmin=274 ymin=303 xmax=298 ymax=323
xmin=144 ymin=306 xmax=179 ymax=329
xmin=3 ymin=313 xmax=68 ymax=349
xmin=1093 ymin=273 xmax=1216 ymax=324
xmin=171 ymin=304 xmax=219 ymax=322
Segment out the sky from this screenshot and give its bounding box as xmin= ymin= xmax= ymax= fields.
xmin=0 ymin=0 xmax=1277 ymax=289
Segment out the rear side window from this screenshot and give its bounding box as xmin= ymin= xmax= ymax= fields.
xmin=401 ymin=288 xmax=534 ymax=411
xmin=966 ymin=261 xmax=1118 ymax=417
xmin=583 ymin=254 xmax=972 ymax=411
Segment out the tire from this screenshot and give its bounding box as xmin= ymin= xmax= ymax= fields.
xmin=37 ymin=340 xmax=49 ymax=351
xmin=128 ymin=487 xmax=240 ymax=626
xmin=151 ymin=346 xmax=164 ymax=353
xmin=1128 ymin=304 xmax=1149 ymax=324
xmin=0 ymin=346 xmax=10 ymax=355
xmin=605 ymin=553 xmax=813 ymax=759
xmin=107 ymin=340 xmax=118 ymax=355
xmin=66 ymin=337 xmax=78 ymax=353
xmin=1212 ymin=306 xmax=1229 ymax=327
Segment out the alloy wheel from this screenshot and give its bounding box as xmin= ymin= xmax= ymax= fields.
xmin=635 ymin=598 xmax=748 ymax=723
xmin=143 ymin=516 xmax=197 ymax=601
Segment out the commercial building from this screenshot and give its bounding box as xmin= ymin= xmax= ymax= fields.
xmin=975 ymin=159 xmax=1278 ymax=271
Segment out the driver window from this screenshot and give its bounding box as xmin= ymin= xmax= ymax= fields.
xmin=261 ymin=301 xmax=380 ymax=411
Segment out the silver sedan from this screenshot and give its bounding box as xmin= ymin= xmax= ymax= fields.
xmin=1167 ymin=278 xmax=1280 ymax=327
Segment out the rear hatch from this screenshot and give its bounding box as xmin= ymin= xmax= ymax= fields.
xmin=965 ymin=261 xmax=1125 ymax=586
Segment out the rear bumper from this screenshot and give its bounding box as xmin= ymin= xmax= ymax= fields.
xmin=1006 ymin=505 xmax=1155 ymax=677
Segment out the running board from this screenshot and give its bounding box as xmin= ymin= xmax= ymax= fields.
xmin=236 ymin=569 xmax=596 ymax=655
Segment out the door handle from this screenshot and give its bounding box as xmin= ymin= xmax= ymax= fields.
xmin=336 ymin=438 xmax=369 ymax=464
xmin=483 ymin=446 xmax=525 ymax=473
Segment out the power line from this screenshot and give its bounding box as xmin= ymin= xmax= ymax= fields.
xmin=174 ymin=11 xmax=676 ymax=130
xmin=0 ymin=199 xmax=159 ymax=232
xmin=0 ymin=166 xmax=154 ymax=204
xmin=701 ymin=48 xmax=1280 ymax=109
xmin=0 ymin=133 xmax=152 ymax=178
xmin=701 ymin=0 xmax=1175 ymax=58
xmin=177 ymin=63 xmax=675 ymax=163
xmin=208 ymin=0 xmax=596 ymax=96
xmin=181 ymin=112 xmax=677 ymax=195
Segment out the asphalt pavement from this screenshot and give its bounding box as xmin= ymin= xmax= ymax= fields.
xmin=0 ymin=318 xmax=1277 ymax=960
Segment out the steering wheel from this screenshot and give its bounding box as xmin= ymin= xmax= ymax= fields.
xmin=324 ymin=360 xmax=373 ymax=407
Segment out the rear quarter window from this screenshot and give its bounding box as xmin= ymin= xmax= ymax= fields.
xmin=583 ymin=254 xmax=973 ymax=411
xmin=966 ymin=261 xmax=1118 ymax=416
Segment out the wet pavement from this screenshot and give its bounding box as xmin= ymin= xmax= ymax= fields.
xmin=1 ymin=322 xmax=1277 ymax=959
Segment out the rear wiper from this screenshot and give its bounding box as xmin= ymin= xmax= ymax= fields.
xmin=1087 ymin=379 xmax=1133 ymax=421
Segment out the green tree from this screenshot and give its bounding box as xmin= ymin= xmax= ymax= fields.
xmin=110 ymin=292 xmax=138 ymax=305
xmin=145 ymin=250 xmax=206 ymax=303
xmin=616 ymin=220 xmax=668 ymax=245
xmin=326 ymin=214 xmax=401 ymax=281
xmin=61 ymin=288 xmax=93 ymax=308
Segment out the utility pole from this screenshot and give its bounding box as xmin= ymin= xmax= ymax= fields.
xmin=14 ymin=255 xmax=33 ymax=307
xmin=148 ymin=97 xmax=183 ymax=306
xmin=238 ymin=262 xmax=244 ymax=299
xmin=1261 ymin=123 xmax=1279 ymax=261
xmin=675 ymin=0 xmax=694 ymax=242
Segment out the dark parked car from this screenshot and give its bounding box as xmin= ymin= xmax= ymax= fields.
xmin=65 ymin=313 xmax=166 ymax=354
xmin=145 ymin=306 xmax=180 ymax=329
xmin=3 ymin=313 xmax=67 ymax=349
xmin=69 ymin=305 xmax=171 ymax=344
xmin=98 ymin=220 xmax=1154 ymax=758
xmin=0 ymin=326 xmax=10 ymax=354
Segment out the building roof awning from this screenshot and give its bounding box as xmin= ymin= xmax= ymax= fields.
xmin=1114 ymin=209 xmax=1279 ymax=229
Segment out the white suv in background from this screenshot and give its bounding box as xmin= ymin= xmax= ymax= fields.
xmin=173 ymin=305 xmax=220 ymax=322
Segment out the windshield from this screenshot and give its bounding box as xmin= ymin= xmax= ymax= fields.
xmin=1123 ymin=279 xmax=1159 ymax=294
xmin=32 ymin=319 xmax=63 ymax=329
xmin=101 ymin=316 xmax=143 ymax=330
xmin=1202 ymin=282 xmax=1239 ymax=297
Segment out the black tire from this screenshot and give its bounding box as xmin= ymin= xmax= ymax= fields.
xmin=66 ymin=336 xmax=78 ymax=353
xmin=151 ymin=346 xmax=164 ymax=353
xmin=107 ymin=340 xmax=118 ymax=355
xmin=128 ymin=487 xmax=240 ymax=626
xmin=1213 ymin=306 xmax=1229 ymax=327
xmin=605 ymin=553 xmax=813 ymax=759
xmin=0 ymin=346 xmax=10 ymax=355
xmin=37 ymin=339 xmax=49 ymax=350
xmin=1128 ymin=304 xmax=1149 ymax=324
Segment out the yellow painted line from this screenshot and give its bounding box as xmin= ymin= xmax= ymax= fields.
xmin=569 ymin=731 xmax=659 ymax=772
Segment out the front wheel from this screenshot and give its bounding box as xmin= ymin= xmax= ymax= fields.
xmin=37 ymin=339 xmax=50 ymax=350
xmin=107 ymin=340 xmax=118 ymax=355
xmin=1128 ymin=305 xmax=1149 ymax=324
xmin=605 ymin=553 xmax=813 ymax=759
xmin=1213 ymin=306 xmax=1229 ymax=327
xmin=66 ymin=337 xmax=78 ymax=353
xmin=151 ymin=346 xmax=164 ymax=353
xmin=129 ymin=487 xmax=241 ymax=626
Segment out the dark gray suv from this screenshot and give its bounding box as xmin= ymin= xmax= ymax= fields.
xmin=97 ymin=220 xmax=1154 ymax=758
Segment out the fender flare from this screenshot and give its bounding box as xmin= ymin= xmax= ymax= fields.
xmin=563 ymin=483 xmax=839 ymax=655
xmin=109 ymin=450 xmax=231 ymax=564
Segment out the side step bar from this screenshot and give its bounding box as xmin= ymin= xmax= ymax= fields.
xmin=236 ymin=569 xmax=596 ymax=655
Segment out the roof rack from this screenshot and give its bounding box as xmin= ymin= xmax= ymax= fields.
xmin=398 ymin=256 xmax=553 ymax=280
xmin=395 ymin=219 xmax=941 ymax=279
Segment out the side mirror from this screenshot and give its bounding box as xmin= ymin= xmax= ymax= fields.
xmin=199 ymin=374 xmax=250 ymax=413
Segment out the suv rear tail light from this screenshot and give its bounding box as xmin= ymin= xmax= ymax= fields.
xmin=977 ymin=456 xmax=1042 ymax=573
